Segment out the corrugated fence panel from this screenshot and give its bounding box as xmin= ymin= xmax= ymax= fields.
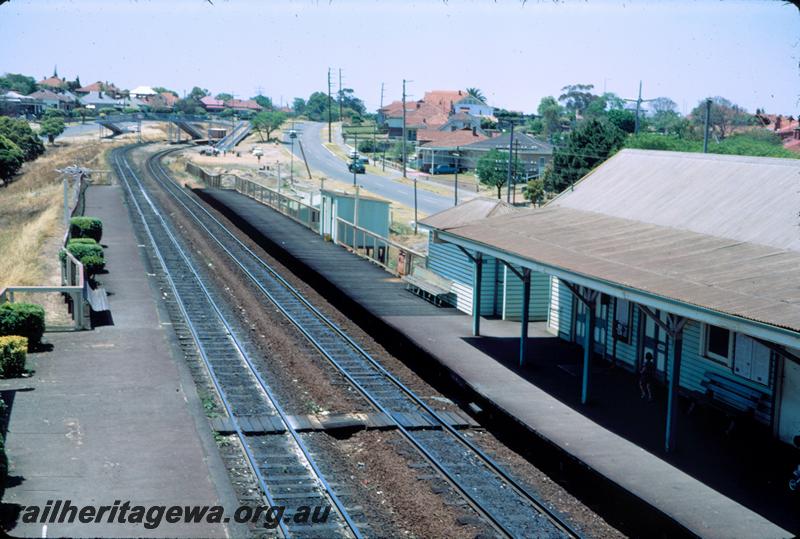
xmin=556 ymin=279 xmax=573 ymax=341
xmin=547 ymin=276 xmax=560 ymax=334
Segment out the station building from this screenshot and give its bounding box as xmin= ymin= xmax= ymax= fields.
xmin=421 ymin=149 xmax=800 ymax=451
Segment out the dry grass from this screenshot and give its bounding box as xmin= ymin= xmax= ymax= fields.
xmin=0 ymin=138 xmax=122 ymax=289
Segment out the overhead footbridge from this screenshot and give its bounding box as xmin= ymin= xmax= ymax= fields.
xmin=92 ymin=112 xmax=231 ymax=140
xmin=215 ymin=120 xmax=252 ymax=152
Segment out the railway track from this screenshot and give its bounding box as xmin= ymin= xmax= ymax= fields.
xmin=111 ymin=146 xmax=363 ymax=539
xmin=137 ymin=145 xmax=583 ymax=539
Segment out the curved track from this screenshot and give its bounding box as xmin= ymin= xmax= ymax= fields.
xmin=111 ymin=145 xmax=362 ymax=539
xmin=141 ymin=145 xmax=583 ymax=539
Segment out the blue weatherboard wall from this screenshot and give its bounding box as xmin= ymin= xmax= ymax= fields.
xmin=427 ymin=240 xmax=500 ymax=316
xmin=549 ymin=283 xmax=775 ymax=425
xmin=502 ymin=265 xmax=550 ymax=321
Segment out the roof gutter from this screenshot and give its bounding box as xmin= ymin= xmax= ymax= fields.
xmin=437 ymin=229 xmax=800 ymax=350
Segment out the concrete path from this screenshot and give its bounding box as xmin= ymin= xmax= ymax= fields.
xmin=0 ymin=184 xmax=234 ymax=537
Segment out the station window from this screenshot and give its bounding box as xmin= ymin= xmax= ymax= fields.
xmin=702 ymin=324 xmax=734 ymax=365
xmin=613 ymin=298 xmax=632 ymax=344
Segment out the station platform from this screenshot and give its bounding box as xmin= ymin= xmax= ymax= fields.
xmin=0 ymin=184 xmax=235 ymax=537
xmin=199 ymin=187 xmax=795 ymax=539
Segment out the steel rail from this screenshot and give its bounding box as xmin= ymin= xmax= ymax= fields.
xmin=148 ymin=147 xmax=583 ymax=539
xmin=113 ymin=146 xmax=363 ymax=539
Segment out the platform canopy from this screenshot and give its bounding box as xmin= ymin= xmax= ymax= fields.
xmin=436 ymin=205 xmax=800 ymax=349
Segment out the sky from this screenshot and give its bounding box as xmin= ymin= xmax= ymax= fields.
xmin=1 ymin=0 xmax=798 ymax=115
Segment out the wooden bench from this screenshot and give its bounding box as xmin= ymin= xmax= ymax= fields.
xmin=698 ymin=371 xmax=770 ymax=434
xmin=403 ymin=267 xmax=454 ymax=307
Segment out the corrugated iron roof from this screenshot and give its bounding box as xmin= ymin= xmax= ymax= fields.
xmin=439 ymin=205 xmax=800 ymax=333
xmin=461 ymin=132 xmax=553 ymax=153
xmin=420 ymin=197 xmax=520 ymax=229
xmin=550 ymin=149 xmax=800 ymax=252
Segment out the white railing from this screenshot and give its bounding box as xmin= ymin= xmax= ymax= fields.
xmin=334 ymin=217 xmax=426 ymax=276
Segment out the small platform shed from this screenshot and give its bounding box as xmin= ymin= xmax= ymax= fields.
xmin=320 ymin=188 xmax=390 ymax=248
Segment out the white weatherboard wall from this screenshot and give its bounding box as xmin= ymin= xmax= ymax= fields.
xmin=502 ymin=266 xmax=550 ymax=321
xmin=427 ymin=241 xmax=499 ymax=316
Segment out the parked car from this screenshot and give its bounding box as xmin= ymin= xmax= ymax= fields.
xmin=348 ymin=161 xmax=365 ymax=174
xmin=358 ymin=156 xmax=370 ymax=165
xmin=432 ymin=164 xmax=458 ymax=175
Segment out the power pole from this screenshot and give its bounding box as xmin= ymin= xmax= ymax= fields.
xmin=327 ymin=68 xmax=332 ymax=143
xmin=703 ymin=98 xmax=712 ymax=153
xmin=379 ymin=82 xmax=385 ymax=110
xmin=338 ymin=68 xmax=343 ymax=122
xmin=402 ymin=79 xmax=407 ymax=178
xmin=623 ymin=80 xmax=654 ymax=136
xmin=506 ymin=120 xmax=515 ymax=203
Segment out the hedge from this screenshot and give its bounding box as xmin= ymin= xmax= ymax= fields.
xmin=69 ymin=216 xmax=103 ymax=242
xmin=65 ymin=240 xmax=105 ymax=274
xmin=0 ymin=336 xmax=27 ymax=377
xmin=67 ymin=238 xmax=97 ymax=245
xmin=0 ymin=303 xmax=45 ymax=349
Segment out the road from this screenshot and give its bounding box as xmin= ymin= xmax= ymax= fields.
xmin=285 ymin=121 xmax=455 ymax=216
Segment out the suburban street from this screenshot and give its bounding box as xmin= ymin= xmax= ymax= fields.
xmin=285 ymin=120 xmax=456 ymax=216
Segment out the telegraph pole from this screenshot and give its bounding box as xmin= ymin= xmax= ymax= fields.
xmin=379 ymin=82 xmax=385 ymax=110
xmin=703 ymin=98 xmax=712 ymax=153
xmin=623 ymin=80 xmax=654 ymax=135
xmin=506 ymin=120 xmax=516 ymax=203
xmin=338 ymin=68 xmax=343 ymax=121
xmin=327 ymin=68 xmax=333 ymax=143
xmin=402 ymin=79 xmax=407 ymax=178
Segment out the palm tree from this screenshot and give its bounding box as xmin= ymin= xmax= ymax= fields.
xmin=466 ymin=87 xmax=486 ymax=102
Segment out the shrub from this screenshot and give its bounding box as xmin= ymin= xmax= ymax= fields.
xmin=80 ymin=254 xmax=105 ymax=275
xmin=0 ymin=303 xmax=44 ymax=349
xmin=66 ymin=240 xmax=103 ymax=261
xmin=65 ymin=241 xmax=105 ymax=275
xmin=69 ymin=216 xmax=103 ymax=242
xmin=0 ymin=336 xmax=27 ymax=377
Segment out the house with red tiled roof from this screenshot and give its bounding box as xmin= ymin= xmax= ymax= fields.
xmin=416 ymin=128 xmax=488 ymax=172
xmin=424 ymin=90 xmax=465 ymax=115
xmin=225 ymin=98 xmax=262 ymax=112
xmin=380 ymin=100 xmax=448 ymax=139
xmin=37 ymin=76 xmax=66 ymax=92
xmin=200 ymin=96 xmax=225 ymax=111
xmin=76 ymin=81 xmax=122 ymax=98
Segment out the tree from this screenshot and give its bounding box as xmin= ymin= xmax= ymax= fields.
xmin=466 ymin=87 xmax=486 ymax=102
xmin=546 ymin=118 xmax=625 ymax=193
xmin=252 ymin=94 xmax=273 ymax=110
xmin=188 ymin=87 xmax=209 ymax=100
xmin=558 ymin=83 xmax=599 ymax=116
xmin=39 ymin=117 xmax=65 ymax=144
xmin=66 ymin=76 xmax=82 ymax=93
xmin=153 ymin=87 xmax=178 ymax=97
xmin=338 ymin=88 xmax=365 ymax=115
xmin=215 ymin=92 xmax=233 ymax=102
xmin=476 ymin=149 xmax=508 ymax=199
xmin=536 ymin=96 xmax=564 ymax=136
xmin=651 ymin=97 xmax=677 ymax=114
xmin=292 ymin=98 xmax=306 ymax=116
xmin=690 ymin=96 xmax=752 ymax=140
xmin=0 ymin=117 xmax=45 ymax=161
xmin=0 ymin=73 xmax=37 ymax=95
xmin=305 ymin=91 xmax=332 ymax=121
xmin=174 ymin=97 xmax=204 ymax=115
xmin=0 ymin=134 xmax=24 ymax=181
xmin=252 ymin=110 xmax=287 ymax=142
xmin=523 ymin=178 xmax=545 ymax=206
xmin=606 ymin=109 xmax=637 ymax=134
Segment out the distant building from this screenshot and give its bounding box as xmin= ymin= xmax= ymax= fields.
xmin=129 ymin=85 xmax=157 ymax=98
xmin=0 ymin=90 xmax=43 ymax=117
xmin=37 ymin=75 xmax=66 ymax=92
xmin=200 ymin=96 xmax=225 ymax=112
xmin=28 ymin=89 xmax=78 ymax=111
xmin=80 ymin=90 xmax=123 ymax=110
xmin=453 ymin=131 xmax=553 ymax=177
